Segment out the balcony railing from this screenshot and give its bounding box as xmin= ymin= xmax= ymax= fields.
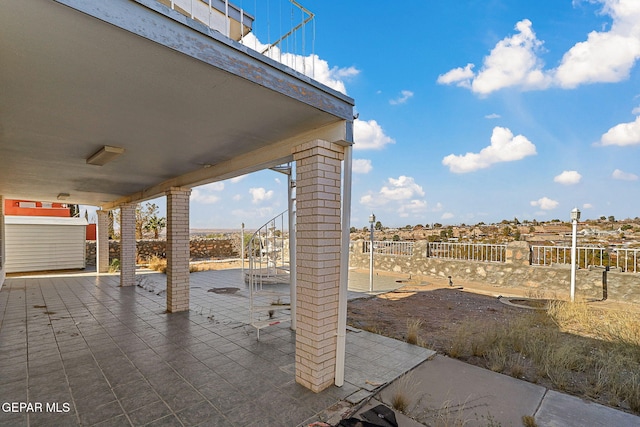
xmin=158 ymin=0 xmax=316 ymax=79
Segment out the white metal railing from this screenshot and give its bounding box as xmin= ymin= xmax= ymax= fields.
xmin=245 ymin=210 xmax=291 ymax=339
xmin=427 ymin=242 xmax=507 ymax=263
xmin=363 ymin=241 xmax=413 ymax=256
xmin=532 ymin=245 xmax=640 ymax=273
xmin=167 ymin=0 xmax=251 ymax=39
xmin=246 ymin=210 xmax=290 ymax=287
xmin=162 ymin=0 xmax=316 ymax=78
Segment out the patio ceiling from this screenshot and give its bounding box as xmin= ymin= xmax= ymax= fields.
xmin=0 ymin=0 xmax=353 ymax=208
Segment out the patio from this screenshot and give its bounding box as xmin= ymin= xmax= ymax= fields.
xmin=0 ymin=269 xmax=431 ymax=426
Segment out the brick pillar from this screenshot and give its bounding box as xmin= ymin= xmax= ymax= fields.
xmin=166 ymin=187 xmax=191 ymax=313
xmin=96 ymin=210 xmax=110 ymax=273
xmin=293 ymin=140 xmax=344 ymax=392
xmin=119 ymin=203 xmax=136 ymax=286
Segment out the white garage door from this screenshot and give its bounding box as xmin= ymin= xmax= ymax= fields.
xmin=5 ymin=216 xmax=87 ymax=273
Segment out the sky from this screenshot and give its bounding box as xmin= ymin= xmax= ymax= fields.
xmin=90 ymin=0 xmax=640 ymax=230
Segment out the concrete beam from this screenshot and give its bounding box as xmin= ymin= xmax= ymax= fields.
xmin=101 ymin=122 xmax=349 ymax=210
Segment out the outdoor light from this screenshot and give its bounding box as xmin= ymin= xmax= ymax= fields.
xmin=369 ymin=213 xmax=376 ymax=292
xmin=570 ymin=207 xmax=581 ymax=222
xmin=57 ymin=193 xmax=70 ymax=201
xmin=570 ymin=207 xmax=580 ymax=302
xmin=86 ymin=145 xmax=125 ymax=166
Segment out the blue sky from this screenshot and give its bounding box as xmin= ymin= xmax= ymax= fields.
xmin=91 ymin=0 xmax=640 ymax=230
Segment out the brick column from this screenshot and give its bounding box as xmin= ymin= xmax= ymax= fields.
xmin=293 ymin=140 xmax=344 ymax=392
xmin=119 ymin=203 xmax=136 ymax=286
xmin=166 ymin=187 xmax=191 ymax=313
xmin=96 ymin=210 xmax=110 ymax=273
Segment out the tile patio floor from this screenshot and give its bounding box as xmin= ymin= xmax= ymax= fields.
xmin=0 ymin=269 xmax=431 ymax=426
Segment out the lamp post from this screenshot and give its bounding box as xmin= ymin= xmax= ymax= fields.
xmin=369 ymin=213 xmax=376 ymax=292
xmin=570 ymin=207 xmax=580 ymax=302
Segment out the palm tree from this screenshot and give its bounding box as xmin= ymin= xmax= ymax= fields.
xmin=144 ymin=215 xmax=166 ymax=239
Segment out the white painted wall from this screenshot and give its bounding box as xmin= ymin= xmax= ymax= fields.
xmin=5 ymin=216 xmax=87 ymax=273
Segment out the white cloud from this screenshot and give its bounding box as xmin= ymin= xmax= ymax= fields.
xmin=398 ymin=200 xmax=427 ymax=218
xmin=612 ymin=168 xmax=639 ymax=180
xmin=583 ymin=203 xmax=594 ymax=209
xmin=379 ymin=176 xmax=425 ymax=201
xmin=389 ymin=90 xmax=414 ymax=105
xmin=360 ymin=176 xmax=427 ymax=216
xmin=229 ymin=175 xmax=247 ymax=183
xmin=599 ymin=115 xmax=640 ymax=146
xmin=190 ymin=182 xmax=224 ymax=204
xmin=530 ymin=197 xmax=559 ymax=210
xmin=249 ymin=187 xmax=274 ymax=204
xmin=353 ymin=119 xmax=396 ymax=150
xmin=485 ymin=113 xmax=501 ymax=119
xmin=437 ymin=63 xmax=475 ymax=88
xmin=241 ymin=33 xmax=359 ymax=95
xmin=554 ymin=0 xmax=640 ymax=88
xmin=442 ymin=127 xmax=537 ymax=173
xmin=554 ymin=170 xmax=582 ymax=185
xmin=441 ymin=212 xmax=455 ymax=220
xmin=438 ymin=20 xmax=549 ymax=95
xmin=632 ymin=106 xmax=640 ymax=115
xmin=438 ymin=1 xmax=640 ymax=94
xmin=232 ymin=194 xmax=242 ymax=201
xmin=352 ymin=159 xmax=373 ymax=174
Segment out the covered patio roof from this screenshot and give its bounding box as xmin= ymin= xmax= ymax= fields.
xmin=0 ymin=0 xmax=354 ymax=208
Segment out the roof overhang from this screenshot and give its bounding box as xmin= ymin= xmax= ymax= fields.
xmin=0 ymin=0 xmax=354 ymax=209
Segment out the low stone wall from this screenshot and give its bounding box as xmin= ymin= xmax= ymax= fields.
xmin=349 ymin=240 xmax=640 ymax=304
xmin=86 ymin=238 xmax=237 ymax=266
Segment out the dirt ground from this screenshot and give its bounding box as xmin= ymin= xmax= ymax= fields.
xmin=346 ymin=278 xmax=640 ymax=415
xmin=347 ymin=283 xmax=526 ymax=357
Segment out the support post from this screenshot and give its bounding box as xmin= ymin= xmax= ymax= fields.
xmin=96 ymin=210 xmax=110 ymax=273
xmin=335 ymin=143 xmax=352 ymax=387
xmin=119 ymin=203 xmax=136 ymax=286
xmin=166 ymin=187 xmax=192 ymax=313
xmin=293 ymin=139 xmax=344 ymax=392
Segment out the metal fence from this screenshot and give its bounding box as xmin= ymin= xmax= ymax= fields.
xmin=427 ymin=242 xmax=507 ymax=263
xmin=363 ymin=241 xmax=414 ymax=256
xmin=531 ymin=245 xmax=640 ymax=273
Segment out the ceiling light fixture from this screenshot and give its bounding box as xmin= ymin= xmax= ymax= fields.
xmin=86 ymin=145 xmax=125 ymax=166
xmin=57 ymin=193 xmax=70 ymax=200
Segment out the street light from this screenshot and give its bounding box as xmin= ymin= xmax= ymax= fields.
xmin=570 ymin=207 xmax=580 ymax=302
xmin=369 ymin=213 xmax=376 ymax=292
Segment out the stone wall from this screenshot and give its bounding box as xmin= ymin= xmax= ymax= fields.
xmin=86 ymin=238 xmax=237 ymax=266
xmin=350 ymin=240 xmax=640 ymax=304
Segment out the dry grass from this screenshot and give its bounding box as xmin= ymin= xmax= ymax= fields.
xmin=145 ymin=257 xmax=241 ymax=274
xmin=390 ymin=374 xmax=421 ymax=414
xmin=522 ymin=415 xmax=537 ymax=427
xmin=406 ymin=318 xmax=423 ymax=345
xmin=147 ymin=255 xmax=167 ymax=273
xmin=447 ymin=300 xmax=640 ymax=413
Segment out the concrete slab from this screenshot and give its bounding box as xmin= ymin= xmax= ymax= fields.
xmin=536 ymin=390 xmax=640 ymax=427
xmin=376 ymin=355 xmax=546 ymax=427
